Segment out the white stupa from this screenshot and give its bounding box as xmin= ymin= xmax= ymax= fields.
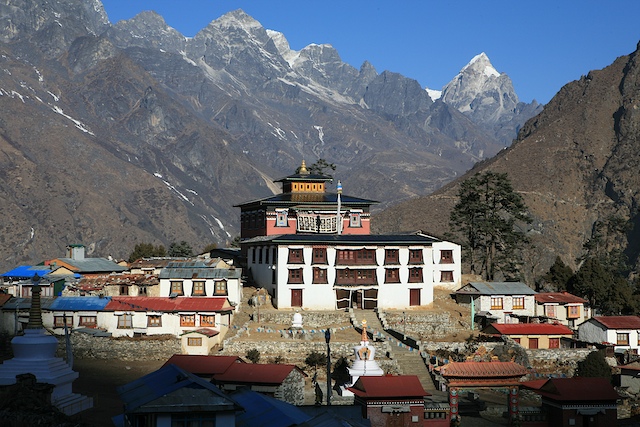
xmin=0 ymin=275 xmax=92 ymax=415
xmin=341 ymin=319 xmax=384 ymax=396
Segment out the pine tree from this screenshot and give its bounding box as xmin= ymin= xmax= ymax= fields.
xmin=449 ymin=171 xmax=531 ymax=280
xmin=575 ymin=351 xmax=611 ymax=381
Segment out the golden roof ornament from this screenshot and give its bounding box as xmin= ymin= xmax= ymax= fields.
xmin=299 ymin=160 xmax=309 ymax=175
xmin=361 ymin=319 xmax=368 ymax=343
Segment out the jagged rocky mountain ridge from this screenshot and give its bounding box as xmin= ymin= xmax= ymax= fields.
xmin=0 ymin=0 xmax=539 ymax=269
xmin=375 ymin=42 xmax=640 ymax=281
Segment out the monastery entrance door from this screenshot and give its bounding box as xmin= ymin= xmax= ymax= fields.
xmin=335 ymin=287 xmax=378 ymax=310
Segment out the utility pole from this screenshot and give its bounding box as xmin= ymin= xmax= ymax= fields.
xmin=325 ymin=328 xmax=331 ymax=406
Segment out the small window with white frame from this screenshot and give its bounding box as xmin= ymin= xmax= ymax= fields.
xmin=349 ymin=211 xmax=362 ymax=228
xmin=276 ymin=209 xmax=288 ymax=227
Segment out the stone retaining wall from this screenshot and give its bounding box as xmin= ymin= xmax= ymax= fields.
xmin=255 ymin=311 xmax=352 ymax=328
xmin=56 ymin=331 xmax=180 ymax=361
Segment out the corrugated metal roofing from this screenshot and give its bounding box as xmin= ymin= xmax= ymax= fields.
xmin=438 ymin=361 xmax=528 ymax=378
xmin=162 ymin=355 xmax=244 ymax=376
xmin=456 ymin=282 xmax=536 ymax=295
xmin=213 ymin=363 xmax=302 ymax=385
xmin=235 ymin=192 xmax=377 ymax=209
xmin=2 ymin=297 xmax=56 ymax=310
xmin=348 ymin=375 xmax=427 ymax=398
xmin=486 ymin=323 xmax=574 ymax=336
xmin=117 ymin=364 xmax=239 ymax=414
xmin=535 ymin=292 xmax=588 ymax=304
xmin=56 ymin=257 xmax=127 ymax=273
xmin=159 ymin=266 xmax=241 ymax=280
xmin=47 ymin=296 xmax=111 ymax=311
xmin=231 ymin=387 xmax=311 ymax=427
xmin=104 ymin=297 xmax=230 ymax=312
xmin=591 ymin=315 xmax=640 ymax=329
xmin=522 ymin=377 xmax=619 ymax=401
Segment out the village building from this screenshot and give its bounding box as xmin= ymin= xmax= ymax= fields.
xmin=520 ymin=377 xmax=619 ymax=427
xmin=162 ymin=354 xmax=245 ymax=379
xmin=47 ymin=244 xmax=127 ymax=278
xmin=158 ymin=260 xmax=243 ymax=308
xmin=454 ymin=281 xmax=536 ymax=326
xmin=481 ymin=323 xmax=574 ymax=349
xmin=577 ymin=315 xmax=640 ymax=354
xmin=534 ymin=291 xmax=591 ymax=328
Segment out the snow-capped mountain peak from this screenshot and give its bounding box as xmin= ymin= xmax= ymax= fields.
xmin=462 ymin=52 xmax=500 ymax=78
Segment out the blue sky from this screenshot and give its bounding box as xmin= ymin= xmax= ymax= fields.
xmin=101 ymin=1 xmax=640 ymax=104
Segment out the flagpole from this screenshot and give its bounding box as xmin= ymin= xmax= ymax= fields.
xmin=336 ymin=180 xmax=342 ymax=235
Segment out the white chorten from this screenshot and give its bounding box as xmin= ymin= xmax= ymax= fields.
xmin=0 ymin=276 xmax=92 ymax=415
xmin=341 ymin=319 xmax=384 ymax=396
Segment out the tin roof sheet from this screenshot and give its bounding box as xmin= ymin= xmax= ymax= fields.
xmin=48 ymin=296 xmax=111 ymax=311
xmin=104 ymin=297 xmax=230 ymax=312
xmin=535 ymin=292 xmax=588 ymax=304
xmin=231 ymin=387 xmax=311 ymax=427
xmin=213 ymin=363 xmax=302 ymax=385
xmin=521 ymin=377 xmax=619 ymax=401
xmin=591 ymin=315 xmax=640 ymax=329
xmin=348 ymin=375 xmax=427 ymax=398
xmin=485 ymin=323 xmax=574 ymax=336
xmin=438 ymin=361 xmax=528 ymax=378
xmin=162 ymin=355 xmax=244 ymax=376
xmin=456 ymin=282 xmax=536 ymax=295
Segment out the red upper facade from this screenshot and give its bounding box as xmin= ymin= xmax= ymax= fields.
xmin=235 ymin=160 xmax=377 ymax=238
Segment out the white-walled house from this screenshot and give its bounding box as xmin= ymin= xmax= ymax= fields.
xmin=243 ymin=233 xmax=461 ymax=310
xmin=455 ymin=282 xmax=536 ymax=325
xmin=578 ymin=316 xmax=640 ymax=354
xmin=158 ymin=261 xmax=242 ymax=308
xmin=534 ymin=291 xmax=591 ymax=328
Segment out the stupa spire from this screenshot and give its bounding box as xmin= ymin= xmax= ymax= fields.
xmin=26 ymin=274 xmax=44 ymax=329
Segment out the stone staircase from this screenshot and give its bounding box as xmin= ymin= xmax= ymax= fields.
xmin=352 ymin=309 xmax=439 ymax=395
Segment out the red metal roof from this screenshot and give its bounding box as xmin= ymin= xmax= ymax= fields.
xmin=212 ymin=363 xmax=304 ymax=386
xmin=522 ymin=377 xmax=619 ymax=401
xmin=348 ymin=375 xmax=428 ymax=398
xmin=182 ymin=328 xmax=220 ymax=338
xmin=535 ymin=291 xmax=587 ymax=304
xmin=104 ymin=296 xmax=231 ymax=312
xmin=162 ymin=355 xmax=244 ymax=376
xmin=438 ymin=361 xmax=528 ymax=378
xmin=0 ymin=294 xmax=12 ymax=306
xmin=592 ymin=315 xmax=640 ymax=329
xmin=487 ymin=323 xmax=574 ymax=336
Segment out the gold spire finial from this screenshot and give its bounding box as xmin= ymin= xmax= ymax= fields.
xmin=361 ymin=319 xmax=368 ymax=342
xmin=299 ymin=160 xmax=309 ymax=175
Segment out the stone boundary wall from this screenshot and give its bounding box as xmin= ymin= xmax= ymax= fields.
xmin=379 ymin=311 xmax=470 ymax=340
xmin=55 ymin=332 xmax=180 ymax=361
xmin=255 ymin=311 xmax=352 ymax=328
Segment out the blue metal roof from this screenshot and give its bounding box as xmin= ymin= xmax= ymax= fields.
xmin=47 ymin=296 xmax=111 ymax=311
xmin=1 ymin=265 xmax=54 ymax=279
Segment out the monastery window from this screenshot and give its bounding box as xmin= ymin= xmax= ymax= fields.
xmin=119 ymin=285 xmax=129 ymax=296
xmin=617 ymin=333 xmax=630 ymax=346
xmin=139 ymin=286 xmax=148 ymax=296
xmin=147 ymin=315 xmax=162 ymax=327
xmin=192 ymin=281 xmax=206 ymax=296
xmin=288 ymin=269 xmax=303 ymax=284
xmin=117 ymin=314 xmax=133 ymax=329
xmin=385 ymin=268 xmax=400 ymax=283
xmin=54 ymin=315 xmax=73 ymax=328
xmin=409 ymin=249 xmax=423 ymax=264
xmin=288 ymin=248 xmax=304 ymax=264
xmin=313 ymin=267 xmax=328 ymax=284
xmin=440 ymin=250 xmax=454 ymax=264
xmin=172 ymin=414 xmax=216 ymax=426
xmin=276 ymin=210 xmax=288 ymax=227
xmin=512 ymin=297 xmax=525 ymax=310
xmin=567 ymin=305 xmax=580 ymax=319
xmin=385 ymin=249 xmax=399 ymax=265
xmin=424 ymin=411 xmax=448 ymax=419
xmin=180 ymin=314 xmax=196 ymax=327
xmin=491 ymin=297 xmax=504 ymax=310
xmin=200 ymin=315 xmax=216 ymax=327
xmin=79 ymin=316 xmax=97 ymax=328
xmin=349 ymin=212 xmax=361 ymax=228
xmin=187 ymin=337 xmax=202 ymax=347
xmin=336 ymin=249 xmax=375 ymax=265
xmin=440 ymin=271 xmax=454 ymax=283
xmin=170 ymin=280 xmax=184 ymax=296
xmin=214 ymin=280 xmax=228 ymax=296
xmin=312 ymin=247 xmax=327 ymax=264
xmin=335 ymin=269 xmax=377 ymax=285
xmin=408 ymin=267 xmax=423 ymax=283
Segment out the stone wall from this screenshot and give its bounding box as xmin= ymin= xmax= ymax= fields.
xmin=379 ymin=311 xmax=470 ymax=340
xmin=255 ymin=310 xmax=352 ymax=328
xmin=56 ymin=331 xmax=180 ymax=361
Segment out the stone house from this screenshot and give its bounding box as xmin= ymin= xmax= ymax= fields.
xmin=577 ymin=315 xmax=640 ymax=354
xmin=482 ymin=323 xmax=574 ymax=349
xmin=534 ymin=291 xmax=590 ymax=328
xmin=211 ymin=363 xmax=306 ymax=406
xmin=615 ymin=360 xmax=640 ymax=394
xmin=455 ymin=281 xmax=536 ymax=326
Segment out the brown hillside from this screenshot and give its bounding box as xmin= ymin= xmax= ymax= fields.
xmin=374 ymin=43 xmax=640 ymax=282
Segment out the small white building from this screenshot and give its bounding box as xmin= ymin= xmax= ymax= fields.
xmin=243 ymin=233 xmax=461 ymax=310
xmin=158 ymin=261 xmax=242 ymax=308
xmin=534 ymin=291 xmax=591 ymax=328
xmin=578 ymin=315 xmax=640 ymax=354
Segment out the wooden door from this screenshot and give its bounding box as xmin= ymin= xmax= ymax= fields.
xmin=291 ymin=289 xmax=303 ymax=307
xmin=529 ymin=338 xmax=539 ymax=349
xmin=409 ymin=289 xmax=421 ymax=306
